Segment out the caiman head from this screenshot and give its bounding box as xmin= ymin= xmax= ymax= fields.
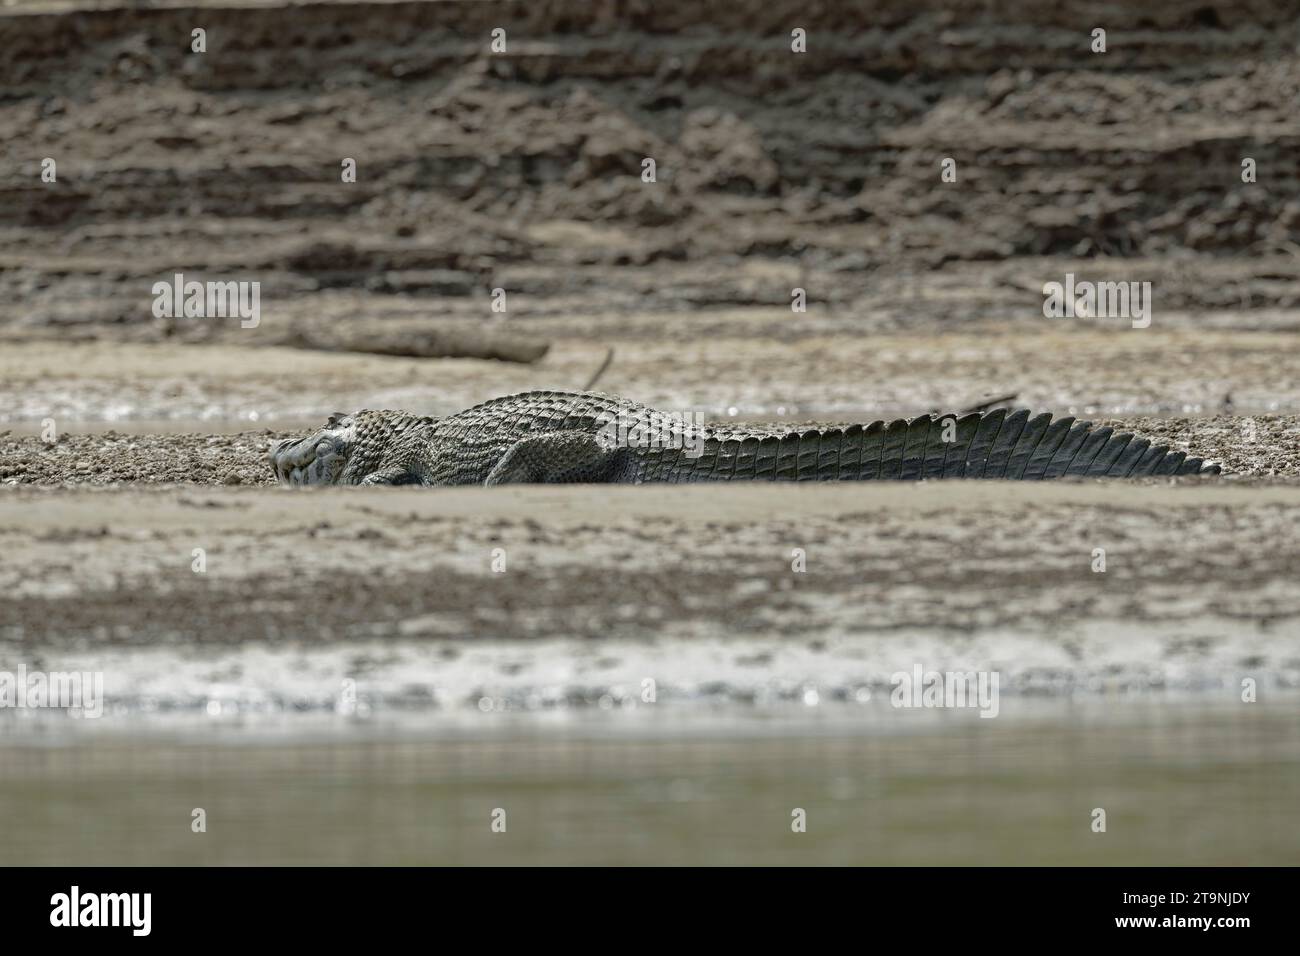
xmin=268 ymin=410 xmax=433 ymax=486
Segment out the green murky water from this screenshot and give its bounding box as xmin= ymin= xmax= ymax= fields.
xmin=2 ymin=700 xmax=1296 ymax=865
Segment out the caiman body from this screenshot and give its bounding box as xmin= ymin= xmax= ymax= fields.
xmin=268 ymin=389 xmax=1219 ymax=487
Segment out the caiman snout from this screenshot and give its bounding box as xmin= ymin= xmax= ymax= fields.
xmin=268 ymin=435 xmax=324 ymax=485
xmin=269 ymin=418 xmax=357 ymax=486
xmin=268 ymin=436 xmax=310 ymax=485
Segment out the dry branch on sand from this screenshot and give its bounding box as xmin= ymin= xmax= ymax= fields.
xmin=275 ymin=326 xmax=550 ymax=364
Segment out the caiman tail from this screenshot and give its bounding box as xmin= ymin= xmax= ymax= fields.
xmin=653 ymin=409 xmax=1216 ymax=482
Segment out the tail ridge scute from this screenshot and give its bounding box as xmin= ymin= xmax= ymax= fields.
xmin=1042 ymin=420 xmax=1093 ymax=478
xmin=940 ymin=413 xmax=982 ymax=478
xmin=1066 ymin=426 xmax=1114 ymax=476
xmin=1131 ymin=443 xmax=1171 ymax=476
xmin=794 ymin=429 xmax=821 ymax=481
xmin=899 ymin=415 xmax=933 ymax=480
xmin=1152 ymin=450 xmax=1187 ymax=476
xmin=983 ymin=408 xmax=1031 ymax=479
xmin=921 ymin=416 xmax=952 ymax=480
xmin=817 ymin=428 xmax=843 ymax=480
xmin=1087 ymin=431 xmax=1133 ymax=476
xmin=837 ymin=423 xmax=864 ymax=481
xmin=878 ymin=419 xmax=910 ymax=480
xmin=1002 ymin=412 xmax=1052 ymax=479
xmin=964 ymin=408 xmax=1008 ymax=478
xmin=858 ymin=421 xmax=886 ymax=480
xmin=1113 ymin=436 xmax=1151 ymax=477
xmin=1022 ymin=416 xmax=1075 ymax=480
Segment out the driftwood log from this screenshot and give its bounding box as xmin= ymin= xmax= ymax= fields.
xmin=279 ymin=326 xmax=550 ymax=364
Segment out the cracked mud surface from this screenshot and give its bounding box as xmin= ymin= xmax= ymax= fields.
xmin=5 ymin=0 xmax=1300 ymax=336
xmin=4 ymin=0 xmax=1300 ymax=425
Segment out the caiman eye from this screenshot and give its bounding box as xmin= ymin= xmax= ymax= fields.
xmin=316 ymin=440 xmax=333 ymax=455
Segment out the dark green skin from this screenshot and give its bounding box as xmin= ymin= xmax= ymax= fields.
xmin=268 ymin=389 xmax=1220 ymax=487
